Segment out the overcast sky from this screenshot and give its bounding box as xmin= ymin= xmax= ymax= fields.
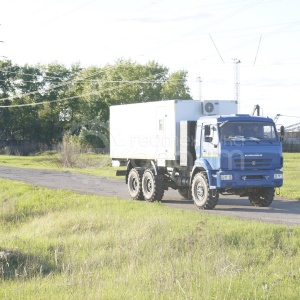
xmin=0 ymin=0 xmax=299 ymax=127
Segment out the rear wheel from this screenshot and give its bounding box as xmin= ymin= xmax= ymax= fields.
xmin=142 ymin=169 xmax=164 ymax=202
xmin=128 ymin=168 xmax=144 ymax=200
xmin=249 ymin=187 xmax=274 ymax=207
xmin=191 ymin=172 xmax=218 ymax=209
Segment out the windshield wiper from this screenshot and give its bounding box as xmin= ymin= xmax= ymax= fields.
xmin=219 ymin=121 xmax=229 ymax=128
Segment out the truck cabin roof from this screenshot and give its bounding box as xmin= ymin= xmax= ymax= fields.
xmin=199 ymin=114 xmax=274 ymax=124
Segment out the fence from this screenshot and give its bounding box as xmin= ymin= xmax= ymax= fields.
xmin=283 ymin=143 xmax=300 ymax=153
xmin=0 ymin=140 xmax=55 ymax=156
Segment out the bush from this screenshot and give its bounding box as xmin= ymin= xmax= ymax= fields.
xmin=57 ymin=132 xmax=87 ymax=168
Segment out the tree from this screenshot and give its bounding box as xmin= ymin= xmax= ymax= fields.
xmin=9 ymin=64 xmax=44 ymax=142
xmin=98 ymin=59 xmax=168 ymax=107
xmin=37 ymin=62 xmax=82 ymax=144
xmin=0 ymin=59 xmax=20 ymax=141
xmin=161 ymin=70 xmax=192 ymax=100
xmin=0 ymin=58 xmax=193 ymax=152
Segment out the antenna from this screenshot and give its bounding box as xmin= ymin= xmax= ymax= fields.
xmin=233 ymin=58 xmax=241 ymax=112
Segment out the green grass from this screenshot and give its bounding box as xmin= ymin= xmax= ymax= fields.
xmin=1 ymin=179 xmax=300 ymax=299
xmin=280 ymin=153 xmax=300 ymax=199
xmin=0 ymin=152 xmax=119 ymax=178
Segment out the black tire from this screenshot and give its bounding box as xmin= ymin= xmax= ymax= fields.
xmin=178 ymin=187 xmax=190 ymax=199
xmin=128 ymin=168 xmax=144 ymax=200
xmin=249 ymin=187 xmax=274 ymax=207
xmin=191 ymin=172 xmax=218 ymax=209
xmin=142 ymin=169 xmax=164 ymax=202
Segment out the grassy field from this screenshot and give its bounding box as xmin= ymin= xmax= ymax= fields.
xmin=0 ymin=152 xmax=299 ymax=299
xmin=0 ymin=152 xmax=118 ymax=178
xmin=1 ymin=178 xmax=300 ymax=299
xmin=280 ymin=153 xmax=300 ymax=199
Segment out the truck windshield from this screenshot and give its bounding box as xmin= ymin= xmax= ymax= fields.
xmin=219 ymin=121 xmax=277 ymax=142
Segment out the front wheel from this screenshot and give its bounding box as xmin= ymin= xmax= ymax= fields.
xmin=191 ymin=172 xmax=218 ymax=209
xmin=142 ymin=169 xmax=164 ymax=202
xmin=249 ymin=187 xmax=274 ymax=207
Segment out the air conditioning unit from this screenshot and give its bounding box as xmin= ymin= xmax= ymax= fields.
xmin=203 ymin=100 xmax=238 ymax=115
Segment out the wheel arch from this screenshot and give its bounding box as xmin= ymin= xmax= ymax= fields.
xmin=190 ymin=158 xmax=214 ymax=186
xmin=191 ymin=166 xmax=206 ymax=179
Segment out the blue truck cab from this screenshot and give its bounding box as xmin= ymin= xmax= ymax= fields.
xmin=190 ymin=114 xmax=284 ymax=208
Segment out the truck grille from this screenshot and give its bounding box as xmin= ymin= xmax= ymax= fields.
xmin=234 ymin=158 xmax=272 ymax=169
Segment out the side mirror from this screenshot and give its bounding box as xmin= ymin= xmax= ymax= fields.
xmin=280 ymin=125 xmax=285 ymax=142
xmin=204 ymin=125 xmax=211 ymax=136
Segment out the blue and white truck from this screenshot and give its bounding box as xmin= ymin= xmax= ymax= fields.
xmin=110 ymin=99 xmax=284 ymax=209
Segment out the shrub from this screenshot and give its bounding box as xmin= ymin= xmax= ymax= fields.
xmin=57 ymin=132 xmax=87 ymax=168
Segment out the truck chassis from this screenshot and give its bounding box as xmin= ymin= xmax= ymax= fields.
xmin=121 ymin=159 xmax=276 ymax=210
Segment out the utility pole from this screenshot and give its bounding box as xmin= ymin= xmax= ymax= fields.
xmin=233 ymin=59 xmax=241 ymax=112
xmin=197 ymin=77 xmax=202 ymax=100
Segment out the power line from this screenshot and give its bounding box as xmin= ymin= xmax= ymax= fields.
xmin=0 ymin=58 xmax=172 ymax=103
xmin=0 ymin=78 xmax=184 ymax=84
xmin=221 ymin=19 xmax=300 ymax=59
xmin=253 ymin=35 xmax=262 ymax=65
xmin=0 ymin=67 xmax=107 ymax=102
xmin=146 ymin=0 xmax=266 ymax=54
xmin=186 ymin=20 xmax=300 ymax=38
xmin=0 ymin=59 xmax=169 ymax=101
xmin=209 ymin=33 xmax=225 ymax=63
xmin=186 ymin=17 xmax=300 ymax=68
xmin=0 ymin=70 xmax=168 ymax=108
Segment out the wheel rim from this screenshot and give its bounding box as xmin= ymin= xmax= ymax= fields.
xmin=131 ymin=177 xmax=137 ymax=192
xmin=142 ymin=171 xmax=155 ymax=199
xmin=145 ymin=177 xmax=152 ymax=195
xmin=196 ymin=182 xmax=204 ymax=200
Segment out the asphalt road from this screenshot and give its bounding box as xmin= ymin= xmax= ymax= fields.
xmin=0 ymin=166 xmax=299 ymax=226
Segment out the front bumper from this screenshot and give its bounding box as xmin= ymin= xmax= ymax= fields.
xmin=214 ymin=169 xmax=283 ymax=189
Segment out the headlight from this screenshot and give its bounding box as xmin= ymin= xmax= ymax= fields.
xmin=274 ymin=174 xmax=283 ymax=179
xmin=221 ymin=174 xmax=232 ymax=180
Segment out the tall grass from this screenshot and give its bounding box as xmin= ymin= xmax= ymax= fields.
xmin=57 ymin=132 xmax=111 ymax=169
xmin=1 ymin=179 xmax=300 ymax=299
xmin=281 ymin=153 xmax=300 ymax=199
xmin=57 ymin=132 xmax=90 ymax=168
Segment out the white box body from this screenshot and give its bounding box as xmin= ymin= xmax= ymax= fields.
xmin=110 ymin=100 xmax=202 ymax=162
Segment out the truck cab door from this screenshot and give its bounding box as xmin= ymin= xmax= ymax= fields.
xmin=201 ymin=124 xmax=219 ymax=169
